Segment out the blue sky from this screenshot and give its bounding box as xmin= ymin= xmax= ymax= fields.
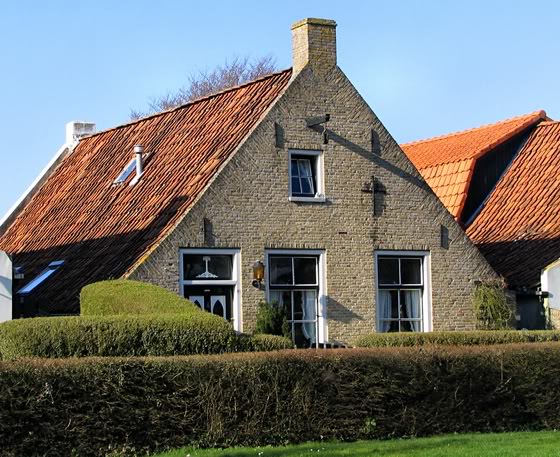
xmin=1 ymin=0 xmax=559 ymax=218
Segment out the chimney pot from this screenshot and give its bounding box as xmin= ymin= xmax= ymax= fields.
xmin=134 ymin=145 xmax=144 ymax=178
xmin=291 ymin=18 xmax=337 ymax=75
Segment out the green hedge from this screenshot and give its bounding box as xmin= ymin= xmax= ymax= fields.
xmin=1 ymin=344 xmax=560 ymax=456
xmin=80 ymin=279 xmax=199 ymax=316
xmin=0 ymin=315 xmax=292 ymax=360
xmin=354 ymin=330 xmax=560 ymax=348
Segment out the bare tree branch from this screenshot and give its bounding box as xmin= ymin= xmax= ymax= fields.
xmin=130 ymin=55 xmax=277 ymax=120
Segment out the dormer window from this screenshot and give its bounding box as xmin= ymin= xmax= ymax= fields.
xmin=288 ymin=150 xmax=325 ymax=202
xmin=17 ymin=260 xmax=64 ymax=296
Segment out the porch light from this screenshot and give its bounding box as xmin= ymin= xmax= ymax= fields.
xmin=252 ymin=260 xmax=265 ymax=287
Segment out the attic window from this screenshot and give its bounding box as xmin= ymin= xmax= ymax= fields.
xmin=17 ymin=260 xmax=64 ymax=296
xmin=113 ymin=158 xmax=136 ymax=184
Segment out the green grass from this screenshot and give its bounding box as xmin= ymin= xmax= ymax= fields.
xmin=150 ymin=431 xmax=560 ymax=457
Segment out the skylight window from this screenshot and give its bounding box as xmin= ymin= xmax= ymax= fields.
xmin=113 ymin=158 xmax=136 ymax=184
xmin=17 ymin=260 xmax=64 ymax=296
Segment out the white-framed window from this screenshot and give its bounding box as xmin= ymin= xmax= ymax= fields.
xmin=288 ymin=149 xmax=325 ymax=202
xmin=375 ymin=251 xmax=432 ymax=333
xmin=179 ymin=248 xmax=242 ymax=332
xmin=266 ymin=249 xmax=327 ymax=347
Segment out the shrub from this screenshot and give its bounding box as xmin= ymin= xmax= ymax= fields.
xmin=0 ymin=315 xmax=294 ymax=360
xmin=242 ymin=333 xmax=294 ymax=352
xmin=354 ymin=330 xmax=560 ymax=348
xmin=80 ymin=279 xmax=199 ymax=316
xmin=0 ymin=314 xmax=237 ymax=359
xmin=472 ymin=281 xmax=513 ymax=330
xmin=254 ymin=300 xmax=289 ymax=337
xmin=2 ymin=344 xmax=560 ymax=456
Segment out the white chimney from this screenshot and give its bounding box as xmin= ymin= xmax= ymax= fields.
xmin=291 ymin=18 xmax=337 ymax=76
xmin=65 ymin=121 xmax=96 ymax=145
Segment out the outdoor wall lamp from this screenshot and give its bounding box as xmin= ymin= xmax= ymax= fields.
xmin=252 ymin=260 xmax=265 ymax=288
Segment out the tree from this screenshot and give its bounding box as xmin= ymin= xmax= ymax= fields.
xmin=130 ymin=55 xmax=277 ymax=119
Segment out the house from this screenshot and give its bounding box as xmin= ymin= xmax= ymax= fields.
xmin=0 ymin=18 xmax=496 ymax=345
xmin=403 ymin=112 xmax=560 ymax=329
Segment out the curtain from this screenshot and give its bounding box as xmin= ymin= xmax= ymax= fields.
xmin=403 ymin=289 xmax=422 ymax=332
xmin=378 ymin=290 xmax=392 ymax=332
xmin=302 ymin=290 xmax=317 ymax=344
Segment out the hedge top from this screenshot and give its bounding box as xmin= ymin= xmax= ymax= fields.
xmin=80 ymin=279 xmax=199 ymax=316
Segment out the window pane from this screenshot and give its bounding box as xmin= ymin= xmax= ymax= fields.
xmin=269 ymin=290 xmax=292 ymax=308
xmin=183 ymin=255 xmax=232 ymax=280
xmin=291 ymin=159 xmax=299 ymax=177
xmin=401 ymin=258 xmax=422 ymax=285
xmin=292 ymin=290 xmax=317 ymax=321
xmin=300 ymin=177 xmax=315 ymax=195
xmin=294 ymin=257 xmax=317 ymax=285
xmin=269 ymin=257 xmax=293 ymax=285
xmin=378 ymin=258 xmax=399 ymax=285
xmin=401 ymin=289 xmax=422 ymax=332
xmin=378 ymin=290 xmax=398 ymax=333
xmin=292 ymin=321 xmax=317 ymax=347
xmin=298 ymin=159 xmax=313 ymax=177
xmin=291 ymin=177 xmax=301 ymax=194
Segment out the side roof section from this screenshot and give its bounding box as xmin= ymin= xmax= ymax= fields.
xmin=401 ymin=110 xmax=547 ymax=219
xmin=466 ymin=121 xmax=560 ymax=287
xmin=0 ymin=69 xmax=292 ymax=313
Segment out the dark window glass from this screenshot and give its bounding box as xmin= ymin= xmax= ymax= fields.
xmin=270 ymin=257 xmax=293 ymax=285
xmin=183 ymin=255 xmax=232 ymax=280
xmin=401 ymin=258 xmax=422 ymax=285
xmin=291 ymin=177 xmax=301 ymax=194
xmin=290 ymin=155 xmax=316 ymax=197
xmin=378 ymin=258 xmax=399 ymax=285
xmin=294 ymin=257 xmax=317 ymax=285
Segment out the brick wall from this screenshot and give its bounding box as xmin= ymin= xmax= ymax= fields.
xmin=130 ymin=65 xmax=497 ymax=344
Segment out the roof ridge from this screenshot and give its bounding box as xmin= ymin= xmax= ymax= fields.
xmin=402 ymin=110 xmax=546 ymax=147
xmin=83 ymin=68 xmax=293 ymax=140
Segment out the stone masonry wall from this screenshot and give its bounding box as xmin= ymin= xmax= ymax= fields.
xmin=130 ymin=65 xmax=497 ymax=344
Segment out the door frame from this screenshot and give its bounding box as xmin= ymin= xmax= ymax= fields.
xmin=179 ymin=248 xmax=242 ymax=332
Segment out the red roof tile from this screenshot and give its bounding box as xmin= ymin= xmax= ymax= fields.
xmin=402 ymin=111 xmax=547 ymax=219
xmin=466 ymin=121 xmax=560 ymax=287
xmin=0 ymin=69 xmax=292 ymax=313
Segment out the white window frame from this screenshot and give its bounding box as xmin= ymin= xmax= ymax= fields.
xmin=179 ymin=248 xmax=242 ymax=332
xmin=288 ymin=149 xmax=326 ymax=203
xmin=374 ymin=250 xmax=432 ymax=333
xmin=265 ymin=249 xmax=328 ymax=344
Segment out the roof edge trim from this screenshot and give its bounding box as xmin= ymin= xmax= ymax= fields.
xmin=0 ymin=142 xmax=73 ymax=237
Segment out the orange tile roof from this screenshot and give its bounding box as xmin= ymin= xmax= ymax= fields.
xmin=0 ymin=69 xmax=292 ymax=313
xmin=466 ymin=121 xmax=560 ymax=287
xmin=402 ymin=111 xmax=547 ymax=219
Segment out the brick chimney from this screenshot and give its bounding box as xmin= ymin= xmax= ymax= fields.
xmin=291 ymin=18 xmax=337 ymax=75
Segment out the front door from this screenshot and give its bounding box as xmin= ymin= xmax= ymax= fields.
xmin=184 ymin=285 xmax=233 ymax=321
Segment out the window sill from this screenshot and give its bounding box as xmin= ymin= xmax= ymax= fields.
xmin=289 ymin=196 xmax=327 ymax=203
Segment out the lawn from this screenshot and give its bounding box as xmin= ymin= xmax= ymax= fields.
xmin=151 ymin=431 xmax=560 ymax=456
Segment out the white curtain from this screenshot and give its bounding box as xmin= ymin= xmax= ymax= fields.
xmin=378 ymin=290 xmax=392 ymax=332
xmin=403 ymin=289 xmax=422 ymax=332
xmin=302 ymin=290 xmax=317 ymax=344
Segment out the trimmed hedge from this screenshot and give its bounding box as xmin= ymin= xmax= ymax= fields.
xmin=0 ymin=315 xmax=292 ymax=360
xmin=80 ymin=279 xmax=199 ymax=316
xmin=355 ymin=330 xmax=560 ymax=348
xmin=2 ymin=344 xmax=560 ymax=456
